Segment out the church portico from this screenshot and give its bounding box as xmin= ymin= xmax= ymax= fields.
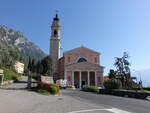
xmin=64 ymin=59 xmax=104 ymax=88
xmin=65 ymin=69 xmax=102 ymax=88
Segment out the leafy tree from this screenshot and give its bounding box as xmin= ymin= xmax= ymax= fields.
xmin=108 ymin=69 xmax=117 ymax=79
xmin=0 ymin=42 xmax=25 ymax=69
xmin=31 ymin=59 xmax=36 ymax=73
xmin=33 ymin=56 xmax=52 ymax=76
xmin=41 ymin=56 xmax=52 ymax=76
xmin=114 ymin=52 xmax=132 ymax=89
xmin=114 ymin=52 xmax=130 ymax=75
xmin=36 ymin=61 xmax=43 ymax=75
xmin=27 ymin=57 xmax=32 ymax=71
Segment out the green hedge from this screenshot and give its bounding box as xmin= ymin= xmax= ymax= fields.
xmin=143 ymin=87 xmax=150 ymax=91
xmin=99 ymin=89 xmax=150 ymax=99
xmin=82 ymin=85 xmax=99 ymax=93
xmin=103 ymin=79 xmax=122 ymax=89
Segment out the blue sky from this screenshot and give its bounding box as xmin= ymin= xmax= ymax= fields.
xmin=0 ymin=0 xmax=150 ymax=75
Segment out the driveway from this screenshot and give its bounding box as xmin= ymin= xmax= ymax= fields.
xmin=0 ymin=76 xmax=149 ymax=113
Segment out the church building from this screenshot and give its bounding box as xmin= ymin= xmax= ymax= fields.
xmin=50 ymin=14 xmax=104 ymax=88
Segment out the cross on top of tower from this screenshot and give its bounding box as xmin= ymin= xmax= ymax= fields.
xmin=54 ymin=10 xmax=59 ymax=21
xmin=55 ymin=10 xmax=59 ymax=13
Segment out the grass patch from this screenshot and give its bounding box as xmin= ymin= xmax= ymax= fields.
xmin=1 ymin=67 xmax=21 ymax=81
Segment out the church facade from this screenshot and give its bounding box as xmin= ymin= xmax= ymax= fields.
xmin=50 ymin=14 xmax=104 ymax=88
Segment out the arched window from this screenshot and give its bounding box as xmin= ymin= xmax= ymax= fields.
xmin=54 ymin=30 xmax=58 ymax=36
xmin=77 ymin=58 xmax=87 ymax=63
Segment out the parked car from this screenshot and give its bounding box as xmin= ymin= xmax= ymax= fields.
xmin=56 ymin=79 xmax=67 ymax=89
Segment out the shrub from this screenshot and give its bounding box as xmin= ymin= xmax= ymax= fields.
xmin=12 ymin=76 xmax=20 ymax=82
xmin=50 ymin=84 xmax=60 ymax=94
xmin=49 ymin=86 xmax=58 ymax=95
xmin=37 ymin=89 xmax=51 ymax=95
xmin=37 ymin=82 xmax=60 ymax=95
xmin=37 ymin=82 xmax=51 ymax=89
xmin=104 ymin=79 xmax=122 ymax=89
xmin=1 ymin=67 xmax=21 ymax=81
xmin=82 ymin=85 xmax=99 ymax=93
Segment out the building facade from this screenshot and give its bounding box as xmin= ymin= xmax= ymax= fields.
xmin=0 ymin=69 xmax=4 ymax=74
xmin=50 ymin=14 xmax=104 ymax=88
xmin=14 ymin=61 xmax=24 ymax=74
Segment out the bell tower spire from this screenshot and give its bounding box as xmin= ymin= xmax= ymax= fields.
xmin=50 ymin=13 xmax=60 ymax=79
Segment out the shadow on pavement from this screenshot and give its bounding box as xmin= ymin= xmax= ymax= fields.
xmin=0 ymin=87 xmax=27 ymax=90
xmin=15 ymin=80 xmax=27 ymax=84
xmin=0 ymin=80 xmax=28 ymax=91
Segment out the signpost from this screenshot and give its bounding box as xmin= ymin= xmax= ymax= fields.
xmin=41 ymin=76 xmax=54 ymax=84
xmin=0 ymin=69 xmax=4 ymax=85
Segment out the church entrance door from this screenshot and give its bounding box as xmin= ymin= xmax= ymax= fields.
xmin=81 ymin=81 xmax=86 ymax=88
xmin=74 ymin=72 xmax=80 ymax=88
xmin=81 ymin=71 xmax=88 ymax=87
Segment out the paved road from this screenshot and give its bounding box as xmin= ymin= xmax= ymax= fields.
xmin=0 ymin=76 xmax=149 ymax=113
xmin=62 ymin=90 xmax=150 ymax=113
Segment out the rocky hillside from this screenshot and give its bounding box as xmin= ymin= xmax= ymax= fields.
xmin=0 ymin=25 xmax=46 ymax=64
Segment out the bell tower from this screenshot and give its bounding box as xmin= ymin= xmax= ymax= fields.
xmin=50 ymin=14 xmax=60 ymax=78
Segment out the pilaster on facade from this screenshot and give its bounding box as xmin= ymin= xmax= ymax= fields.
xmin=64 ymin=71 xmax=67 ymax=80
xmin=72 ymin=71 xmax=74 ymax=86
xmin=79 ymin=71 xmax=82 ymax=88
xmin=87 ymin=71 xmax=90 ymax=85
xmin=95 ymin=71 xmax=97 ymax=87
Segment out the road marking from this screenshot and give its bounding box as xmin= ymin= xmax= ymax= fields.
xmin=146 ymin=96 xmax=150 ymax=100
xmin=107 ymin=108 xmax=132 ymax=113
xmin=68 ymin=109 xmax=109 ymax=113
xmin=68 ymin=108 xmax=132 ymax=113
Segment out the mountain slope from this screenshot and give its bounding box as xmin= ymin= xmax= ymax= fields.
xmin=0 ymin=25 xmax=47 ymax=63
